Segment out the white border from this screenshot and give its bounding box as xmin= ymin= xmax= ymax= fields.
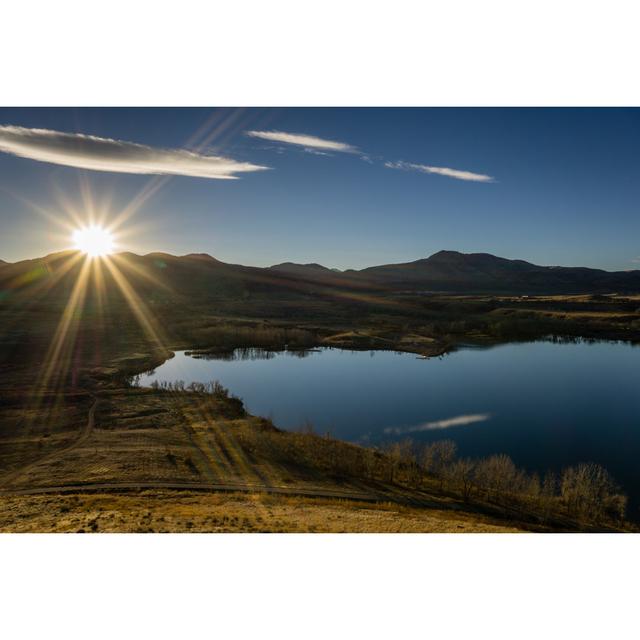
xmin=1 ymin=1 xmax=640 ymax=638
xmin=2 ymin=0 xmax=640 ymax=106
xmin=1 ymin=533 xmax=638 ymax=639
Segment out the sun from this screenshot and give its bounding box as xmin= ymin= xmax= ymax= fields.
xmin=73 ymin=225 xmax=114 ymax=257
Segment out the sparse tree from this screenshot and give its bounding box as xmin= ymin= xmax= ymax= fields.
xmin=449 ymin=458 xmax=476 ymax=500
xmin=385 ymin=441 xmax=403 ymax=483
xmin=475 ymin=454 xmax=518 ymax=501
xmin=422 ymin=440 xmax=458 ymax=488
xmin=561 ymin=462 xmax=624 ymax=523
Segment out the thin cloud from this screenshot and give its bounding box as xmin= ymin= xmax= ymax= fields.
xmin=385 ymin=160 xmax=495 ymax=183
xmin=384 ymin=413 xmax=492 ymax=435
xmin=246 ymin=130 xmax=358 ymax=153
xmin=246 ymin=129 xmax=494 ymax=184
xmin=303 ymin=147 xmax=333 ymax=157
xmin=0 ymin=125 xmax=269 ymax=180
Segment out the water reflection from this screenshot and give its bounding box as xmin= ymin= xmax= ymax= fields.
xmin=187 ymin=347 xmax=321 ymax=361
xmin=384 ymin=412 xmax=492 ymax=435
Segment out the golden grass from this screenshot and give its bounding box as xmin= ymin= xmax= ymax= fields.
xmin=0 ymin=491 xmax=522 ymax=533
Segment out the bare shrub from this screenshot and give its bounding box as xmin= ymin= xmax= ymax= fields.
xmin=421 ymin=440 xmax=457 ymax=488
xmin=449 ymin=458 xmax=476 ymax=500
xmin=561 ymin=463 xmax=626 ymax=522
xmin=474 ymin=454 xmax=518 ymax=500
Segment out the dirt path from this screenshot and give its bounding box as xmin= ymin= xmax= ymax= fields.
xmin=0 ymin=397 xmax=98 ymax=488
xmin=0 ymin=397 xmax=464 ymax=515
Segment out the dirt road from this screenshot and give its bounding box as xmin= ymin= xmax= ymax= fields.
xmin=0 ymin=397 xmax=98 ymax=487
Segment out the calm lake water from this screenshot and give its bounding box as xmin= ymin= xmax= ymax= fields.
xmin=139 ymin=341 xmax=640 ymax=515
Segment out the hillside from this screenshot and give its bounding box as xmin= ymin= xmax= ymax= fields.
xmin=0 ymin=384 xmax=627 ymax=532
xmin=354 ymin=250 xmax=640 ymax=293
xmin=2 ymin=249 xmax=640 ymax=300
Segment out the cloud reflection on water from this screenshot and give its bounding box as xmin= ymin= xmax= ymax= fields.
xmin=384 ymin=413 xmax=492 ymax=435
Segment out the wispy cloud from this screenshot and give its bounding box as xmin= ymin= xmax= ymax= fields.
xmin=0 ymin=125 xmax=269 ymax=180
xmin=302 ymin=147 xmax=333 ymax=157
xmin=246 ymin=129 xmax=494 ymax=183
xmin=246 ymin=130 xmax=358 ymax=154
xmin=384 ymin=160 xmax=495 ymax=183
xmin=384 ymin=413 xmax=492 ymax=435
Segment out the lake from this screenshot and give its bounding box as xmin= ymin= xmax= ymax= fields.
xmin=138 ymin=341 xmax=640 ymax=515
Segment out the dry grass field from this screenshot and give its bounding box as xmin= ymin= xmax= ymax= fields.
xmin=0 ymin=491 xmax=522 ymax=533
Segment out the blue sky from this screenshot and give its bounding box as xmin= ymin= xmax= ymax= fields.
xmin=0 ymin=107 xmax=638 ymax=270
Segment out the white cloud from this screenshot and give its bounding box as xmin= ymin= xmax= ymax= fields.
xmin=246 ymin=130 xmax=494 ymax=184
xmin=0 ymin=125 xmax=269 ymax=180
xmin=385 ymin=160 xmax=495 ymax=183
xmin=246 ymin=129 xmax=358 ymax=153
xmin=384 ymin=413 xmax=491 ymax=435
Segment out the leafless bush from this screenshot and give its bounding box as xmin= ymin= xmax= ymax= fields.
xmin=449 ymin=458 xmax=476 ymax=500
xmin=422 ymin=440 xmax=457 ymax=488
xmin=561 ymin=463 xmax=627 ymax=522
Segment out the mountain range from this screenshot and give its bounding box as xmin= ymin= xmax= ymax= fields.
xmin=2 ymin=249 xmax=640 ymax=297
xmin=274 ymin=250 xmax=640 ymax=294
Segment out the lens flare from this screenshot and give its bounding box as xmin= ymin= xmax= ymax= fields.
xmin=72 ymin=225 xmax=114 ymax=257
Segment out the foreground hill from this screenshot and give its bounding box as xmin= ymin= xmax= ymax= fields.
xmin=1 ymin=384 xmax=628 ymax=532
xmin=0 ymin=491 xmax=523 ymax=533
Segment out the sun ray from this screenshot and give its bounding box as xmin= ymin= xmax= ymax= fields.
xmin=0 ymin=252 xmax=85 ymax=341
xmin=109 ymin=250 xmax=173 ymax=294
xmin=101 ymin=256 xmax=168 ymax=351
xmin=36 ymin=254 xmax=93 ymax=395
xmin=108 ymin=108 xmax=264 ymax=232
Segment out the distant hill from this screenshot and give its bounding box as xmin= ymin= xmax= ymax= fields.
xmin=351 ymin=250 xmax=640 ymax=293
xmin=267 ymin=261 xmax=360 ymax=287
xmin=1 ymin=249 xmax=639 ymax=300
xmin=0 ymin=250 xmax=298 ymax=303
xmin=269 ymin=262 xmax=332 ymax=275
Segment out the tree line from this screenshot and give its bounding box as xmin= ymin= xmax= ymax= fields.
xmin=383 ymin=439 xmax=627 ymax=526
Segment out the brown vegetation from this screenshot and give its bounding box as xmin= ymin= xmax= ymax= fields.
xmin=0 ymin=491 xmax=523 ymax=533
xmin=1 ymin=249 xmax=638 ymax=532
xmin=0 ymin=378 xmax=632 ymax=531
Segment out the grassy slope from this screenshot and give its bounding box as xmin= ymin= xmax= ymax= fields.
xmin=0 ymin=385 xmax=525 ymax=532
xmin=0 ymin=386 xmax=630 ymax=532
xmin=0 ymin=492 xmax=521 ymax=533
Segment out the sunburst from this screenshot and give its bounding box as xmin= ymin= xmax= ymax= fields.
xmin=72 ymin=225 xmax=114 ymax=257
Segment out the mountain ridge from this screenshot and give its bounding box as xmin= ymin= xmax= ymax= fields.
xmin=2 ymin=249 xmax=639 ymax=296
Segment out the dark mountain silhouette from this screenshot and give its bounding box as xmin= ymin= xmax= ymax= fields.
xmin=351 ymin=250 xmax=640 ymax=293
xmin=269 ymin=262 xmax=332 ymax=275
xmin=1 ymin=249 xmax=639 ymax=300
xmin=267 ymin=261 xmax=361 ymax=287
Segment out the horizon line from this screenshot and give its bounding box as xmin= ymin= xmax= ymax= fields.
xmin=2 ymin=247 xmax=639 ymax=275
